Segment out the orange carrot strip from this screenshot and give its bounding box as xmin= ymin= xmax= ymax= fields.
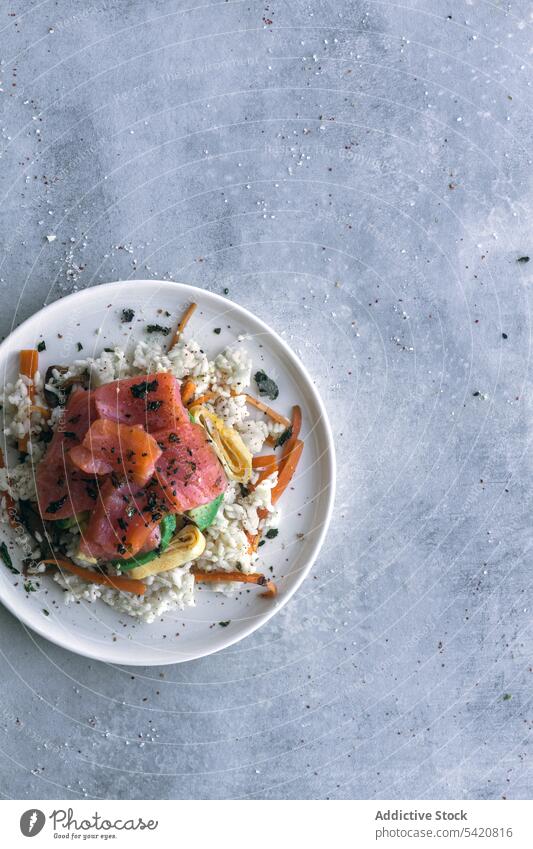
xmin=245 ymin=530 xmax=258 ymax=554
xmin=248 ymin=507 xmax=269 ymax=551
xmin=252 ymin=454 xmax=277 ymax=469
xmin=252 ymin=465 xmax=278 ymax=491
xmin=19 ymin=350 xmax=39 ymax=453
xmin=0 ymin=448 xmax=17 ymax=527
xmin=170 ymin=302 xmax=197 ymax=348
xmin=288 ymin=404 xmax=302 ymax=443
xmin=248 ymin=533 xmax=261 ymax=554
xmin=189 ymin=391 xmax=217 ymax=407
xmin=271 ymin=438 xmax=304 ymax=504
xmin=277 ymin=404 xmax=302 ymax=471
xmin=191 ymin=567 xmax=277 ymax=596
xmin=41 ymin=558 xmax=146 ymax=595
xmin=180 ymin=378 xmax=196 ymax=405
xmin=30 ymin=404 xmax=50 ymax=417
xmin=240 ymin=393 xmax=290 ymax=427
xmin=20 ymin=349 xmax=38 ymax=380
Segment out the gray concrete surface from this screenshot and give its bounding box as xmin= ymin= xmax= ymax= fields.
xmin=0 ymin=0 xmax=532 ymax=800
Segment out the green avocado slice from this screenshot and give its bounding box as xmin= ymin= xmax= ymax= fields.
xmin=114 ymin=514 xmax=177 ymax=572
xmin=187 ymin=493 xmax=223 ymax=531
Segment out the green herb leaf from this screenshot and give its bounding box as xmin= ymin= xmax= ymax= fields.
xmin=254 ymin=369 xmax=279 ymax=401
xmin=0 ymin=542 xmax=18 ymax=574
xmin=275 ymin=426 xmax=292 ymax=448
xmin=130 ymin=379 xmax=158 ymax=399
xmin=265 ymin=528 xmax=278 ymax=539
xmin=218 ymin=620 xmax=231 ymax=627
xmin=146 ymin=324 xmax=171 ymax=335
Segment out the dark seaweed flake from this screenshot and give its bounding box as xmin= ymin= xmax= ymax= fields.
xmin=254 ymin=369 xmax=279 ymax=400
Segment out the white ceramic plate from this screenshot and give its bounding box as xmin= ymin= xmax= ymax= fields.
xmin=0 ymin=281 xmax=335 ymax=665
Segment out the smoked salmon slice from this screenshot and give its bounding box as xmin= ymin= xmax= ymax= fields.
xmin=152 ymin=423 xmax=226 ymax=513
xmin=78 ymin=478 xmax=168 ymax=561
xmin=37 ymin=389 xmax=100 ymax=520
xmin=69 ymin=419 xmax=162 ymax=485
xmin=93 ymin=373 xmax=188 ymax=433
xmin=38 ymin=376 xmax=228 ymax=560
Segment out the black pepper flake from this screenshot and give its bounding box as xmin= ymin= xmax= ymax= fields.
xmin=502 ymin=332 xmax=508 ymax=339
xmin=146 ymin=324 xmax=171 ymax=335
xmin=76 ymin=342 xmax=83 ymax=351
xmin=223 ymin=287 xmax=229 ymax=295
xmin=37 ymin=340 xmax=46 ymax=352
xmin=147 ymin=400 xmax=162 ymax=412
xmin=218 ymin=621 xmax=231 ymax=627
xmin=213 ymin=327 xmax=221 ymax=334
xmin=517 ymin=256 xmax=530 ymax=263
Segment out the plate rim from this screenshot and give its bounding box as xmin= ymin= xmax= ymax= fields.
xmin=0 ymin=280 xmax=336 ymax=665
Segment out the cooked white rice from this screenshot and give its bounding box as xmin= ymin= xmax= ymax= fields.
xmin=1 ymin=333 xmax=282 ymax=624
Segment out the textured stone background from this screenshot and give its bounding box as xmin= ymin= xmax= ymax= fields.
xmin=0 ymin=0 xmax=532 ymax=800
